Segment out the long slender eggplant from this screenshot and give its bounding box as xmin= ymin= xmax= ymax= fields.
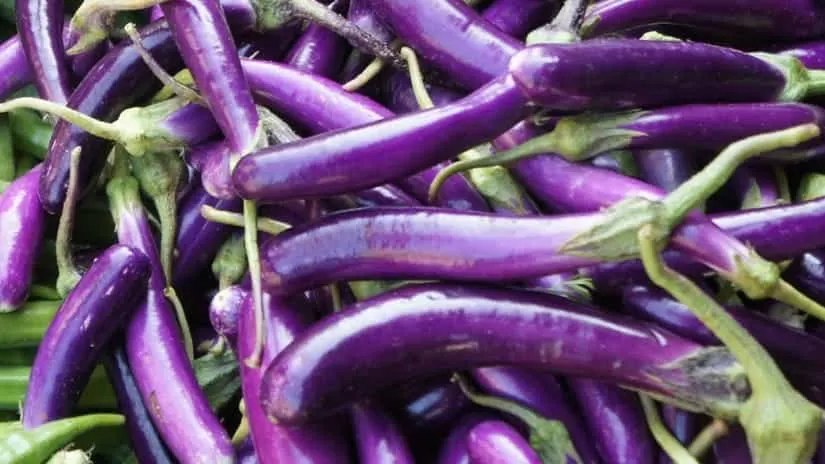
xmin=237 ymin=291 xmax=349 ymax=462
xmin=39 ymin=20 xmax=183 ymax=213
xmin=481 ymin=0 xmax=560 ymax=40
xmin=467 ymin=420 xmax=542 ymax=464
xmin=568 ymin=377 xmax=656 ymax=464
xmin=260 ymin=284 xmax=750 ymax=424
xmin=369 ymin=0 xmax=520 ymax=89
xmin=242 ymin=58 xmax=488 ymax=210
xmin=108 ymin=175 xmax=235 ymax=462
xmin=15 ymin=0 xmax=72 ymax=103
xmin=0 ymin=35 xmax=33 ymax=101
xmin=437 ymin=413 xmax=499 ymax=464
xmin=285 ymin=0 xmax=349 ymax=78
xmin=103 ymin=344 xmax=174 ymax=464
xmin=352 ymin=401 xmax=415 ymax=464
xmin=634 ymin=149 xmax=698 ymax=194
xmin=583 ymin=0 xmax=825 ymax=42
xmin=0 ymin=164 xmax=44 ymax=311
xmin=161 ymin=0 xmax=260 ymax=157
xmin=22 ymin=244 xmax=151 ymax=427
xmin=471 ymin=367 xmax=598 ymax=463
xmin=341 ymin=0 xmax=393 ymax=80
xmin=233 ymin=74 xmax=528 ymax=202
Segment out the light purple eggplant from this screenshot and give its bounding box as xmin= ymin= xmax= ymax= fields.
xmin=108 ymin=176 xmax=235 ymax=462
xmin=236 ymin=291 xmax=350 ymax=462
xmin=259 ymin=283 xmax=749 ymax=424
xmin=285 ymin=0 xmax=349 ymax=78
xmin=0 ymin=165 xmax=44 ymax=312
xmin=209 ymin=285 xmax=248 ymax=352
xmin=467 ymin=420 xmax=542 ymax=464
xmin=22 ymin=244 xmax=151 ymax=427
xmin=437 ymin=413 xmax=499 ymax=464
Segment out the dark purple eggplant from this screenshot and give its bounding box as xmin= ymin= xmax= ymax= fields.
xmin=482 ymin=0 xmax=560 ymax=40
xmin=22 ymin=244 xmax=151 ymax=427
xmin=634 ymin=149 xmax=698 ymax=193
xmin=0 ymin=35 xmax=35 ymax=101
xmin=15 ymin=0 xmax=72 ymax=103
xmin=0 ymin=164 xmax=45 ymax=311
xmin=352 ymin=401 xmax=415 ymax=464
xmin=260 ymin=283 xmax=749 ymax=424
xmin=437 ymin=413 xmax=499 ymax=464
xmin=285 ymin=0 xmax=349 ymax=78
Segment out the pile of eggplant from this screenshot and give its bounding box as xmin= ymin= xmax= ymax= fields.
xmin=5 ymin=0 xmax=825 ymax=462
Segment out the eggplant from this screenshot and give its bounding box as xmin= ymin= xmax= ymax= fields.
xmin=22 ymin=244 xmax=151 ymax=427
xmin=437 ymin=413 xmax=499 ymax=464
xmin=285 ymin=0 xmax=349 ymax=78
xmin=467 ymin=420 xmax=541 ymax=464
xmin=259 ymin=284 xmax=749 ymax=424
xmin=352 ymin=402 xmax=415 ymax=464
xmin=0 ymin=164 xmax=44 ymax=311
xmin=209 ymin=285 xmax=248 ymax=352
xmin=15 ymin=0 xmax=72 ymax=103
xmin=0 ymin=35 xmax=34 ymax=101
xmin=634 ymin=149 xmax=698 ymax=194
xmin=481 ymin=0 xmax=560 ymax=40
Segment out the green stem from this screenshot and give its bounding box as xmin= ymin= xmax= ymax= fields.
xmin=163 ymin=287 xmax=194 ymax=362
xmin=639 ymin=395 xmax=698 ymax=464
xmin=68 ymin=0 xmax=166 ymax=55
xmin=774 ymin=167 xmax=791 ymax=204
xmin=330 ymin=284 xmax=343 ymax=312
xmin=342 ymin=56 xmax=386 ymax=91
xmin=803 ymin=69 xmax=825 ymax=97
xmin=154 ymin=192 xmax=177 ymax=281
xmin=212 ymin=235 xmax=247 ymax=290
xmin=199 ymin=205 xmax=291 ymax=235
xmin=796 ymin=172 xmax=825 ymax=202
xmin=242 ymin=200 xmax=265 ymax=368
xmin=686 ymin=419 xmax=729 ymax=458
xmin=0 ymin=115 xmax=14 ymax=182
xmin=661 ymin=124 xmax=819 ymax=222
xmin=28 ymin=285 xmax=61 ymax=301
xmin=0 ymin=98 xmax=121 ymax=141
xmin=637 ymin=224 xmax=822 ymax=463
xmin=526 ymin=0 xmax=587 ymax=44
xmin=55 ymin=148 xmax=83 ymax=297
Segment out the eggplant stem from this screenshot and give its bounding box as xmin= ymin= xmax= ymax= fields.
xmin=69 ymin=0 xmax=166 ymax=55
xmin=163 ymin=286 xmax=194 ymax=362
xmin=526 ymin=0 xmax=587 ymax=44
xmin=153 ymin=192 xmax=177 ymax=282
xmin=637 ymin=224 xmax=822 ymax=463
xmin=330 ymin=284 xmax=343 ymax=312
xmin=639 ymin=394 xmax=698 ymax=464
xmin=687 ymin=419 xmax=729 ymax=458
xmin=291 ymin=0 xmax=405 ymax=68
xmin=231 ymin=412 xmax=250 ymax=445
xmin=802 ymin=69 xmax=825 ymax=97
xmin=241 ymin=200 xmax=265 ymax=368
xmin=452 ymin=373 xmax=547 ymax=431
xmin=257 ymin=106 xmax=301 ymax=144
xmin=401 ymin=47 xmax=436 ymax=110
xmin=199 ymin=205 xmax=291 ymax=235
xmin=0 ymin=98 xmax=121 ymax=141
xmin=55 ymin=148 xmax=83 ymax=297
xmin=123 ymin=23 xmax=204 ymax=105
xmin=342 ymin=57 xmax=386 ymax=91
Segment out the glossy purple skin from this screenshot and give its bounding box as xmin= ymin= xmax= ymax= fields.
xmin=568 ymin=378 xmax=656 ymax=464
xmin=103 ymin=345 xmax=174 ymax=464
xmin=285 ymin=0 xmax=349 ymax=79
xmin=584 ymin=194 xmax=825 ymax=290
xmin=237 ymin=293 xmax=349 ymax=463
xmin=0 ymin=35 xmax=33 ymax=101
xmin=712 ymin=426 xmax=752 ymax=464
xmin=660 ymin=405 xmax=699 ymax=460
xmin=115 ymin=185 xmax=235 ymax=462
xmin=621 ymin=285 xmax=825 ymax=370
xmin=22 ymin=245 xmax=151 ymax=428
xmin=185 ymin=140 xmax=235 ymax=199
xmin=242 ymin=59 xmax=488 ymax=210
xmin=172 ymin=181 xmax=242 ymax=287
xmin=380 ymin=70 xmax=467 ymax=114
xmin=437 ymin=413 xmax=498 ymax=464
xmin=369 ymin=0 xmax=521 ymax=89
xmin=324 ymin=184 xmax=421 ymax=211
xmin=160 ymin=103 xmax=222 ymax=148
xmin=149 ymin=5 xmax=165 ymax=21
xmin=64 ymin=26 xmax=110 ymax=79
xmin=383 ymin=377 xmax=473 ymax=441
xmin=39 ymin=21 xmax=182 ymax=213
xmin=471 ymin=367 xmax=598 ymax=463
xmin=728 ymin=165 xmax=781 ymax=208
xmin=633 ymin=149 xmax=697 ymax=193
xmin=236 ymin=437 xmax=257 ymax=463
xmin=161 ymin=0 xmax=259 ymax=156
xmin=342 ymin=0 xmax=394 ymax=80
xmin=259 ymin=283 xmax=747 ymax=424
xmin=481 ymin=0 xmax=560 ymax=40
xmin=352 ymin=402 xmax=415 ymax=464
xmin=258 ymin=207 xmax=606 ymax=295
xmin=15 ymin=0 xmax=72 ymax=103
xmin=0 ymin=165 xmax=45 ymax=311
xmin=208 ymin=285 xmax=248 ymax=352
xmin=233 ymin=74 xmax=528 ymax=202
xmin=785 ymin=251 xmax=825 ymax=306
xmin=509 ymin=40 xmax=786 ymax=111
xmin=467 ymin=420 xmax=541 ymax=464
xmin=780 ymin=41 xmax=825 ymax=70
xmin=584 ymin=0 xmax=825 ymax=42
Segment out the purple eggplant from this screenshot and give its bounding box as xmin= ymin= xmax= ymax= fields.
xmin=233 ymin=74 xmax=528 ymax=202
xmin=620 ymin=284 xmax=825 ymax=371
xmin=383 ymin=376 xmax=473 ymax=445
xmin=108 ymin=176 xmax=235 ymax=462
xmin=0 ymin=164 xmax=45 ymax=311
xmin=341 ymin=0 xmax=394 ymax=80
xmin=481 ymin=0 xmax=560 ymax=40
xmin=583 ymin=0 xmax=825 ymax=42
xmin=712 ymin=425 xmax=752 ymax=464
xmin=780 ymin=41 xmax=825 ymax=70
xmin=634 ymin=149 xmax=697 ymax=194
xmin=369 ymin=0 xmax=520 ymax=89
xmin=15 ymin=0 xmax=72 ymax=103
xmin=103 ymin=344 xmax=174 ymax=464
xmin=209 ymin=285 xmax=248 ymax=352
xmin=259 ymin=283 xmax=749 ymax=424
xmin=352 ymin=402 xmax=415 ymax=464
xmin=39 ymin=20 xmax=183 ymax=213
xmin=161 ymin=0 xmax=259 ymax=157
xmin=0 ymin=35 xmax=34 ymax=101
xmin=568 ymin=377 xmax=656 ymax=464
xmin=236 ymin=291 xmax=349 ymax=462
xmin=22 ymin=244 xmax=151 ymax=427
xmin=285 ymin=0 xmax=349 ymax=78
xmin=727 ymin=165 xmax=785 ymax=210
xmin=471 ymin=367 xmax=598 ymax=463
xmin=380 ymin=69 xmax=467 ymax=114
xmin=467 ymin=420 xmax=542 ymax=464
xmin=437 ymin=413 xmax=499 ymax=464
xmin=242 ymin=58 xmax=489 ymax=210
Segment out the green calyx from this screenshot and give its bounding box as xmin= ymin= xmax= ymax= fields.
xmin=251 ymin=0 xmax=294 ymax=31
xmin=751 ymin=53 xmax=811 ymax=102
xmin=797 ymin=172 xmax=825 ymax=202
xmin=105 ymin=175 xmax=143 ymax=224
xmin=114 ymin=98 xmax=191 ymax=157
xmin=213 ymin=235 xmax=247 ymax=290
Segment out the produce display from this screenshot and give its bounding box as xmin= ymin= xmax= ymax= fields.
xmin=4 ymin=0 xmax=825 ymax=462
